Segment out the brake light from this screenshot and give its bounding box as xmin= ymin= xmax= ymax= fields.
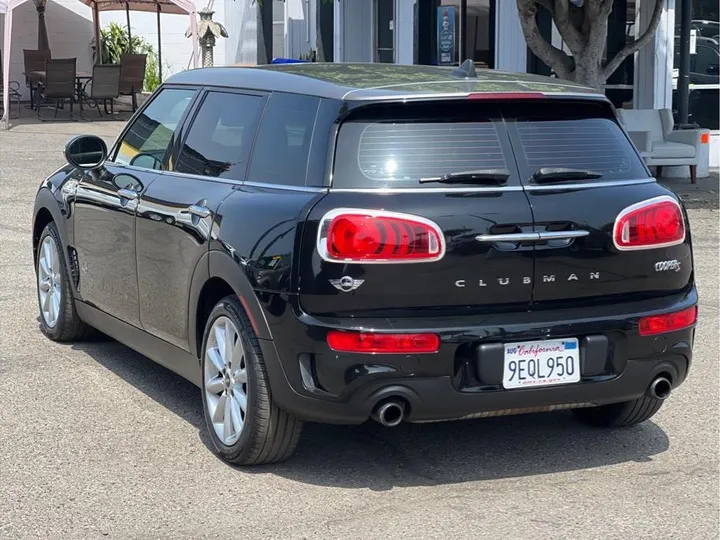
xmin=467 ymin=92 xmax=544 ymax=100
xmin=327 ymin=331 xmax=441 ymax=354
xmin=317 ymin=208 xmax=445 ymax=263
xmin=639 ymin=306 xmax=697 ymax=336
xmin=613 ymin=196 xmax=685 ymax=251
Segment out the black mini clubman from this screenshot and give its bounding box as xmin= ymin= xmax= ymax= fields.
xmin=32 ymin=62 xmax=697 ymax=465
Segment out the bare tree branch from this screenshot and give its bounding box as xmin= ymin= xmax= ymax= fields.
xmin=553 ymin=0 xmax=585 ymax=52
xmin=603 ymin=0 xmax=665 ymax=78
xmin=517 ymin=0 xmax=574 ymax=79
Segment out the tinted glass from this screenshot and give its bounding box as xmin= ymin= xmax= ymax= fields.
xmin=248 ymin=92 xmax=320 ymax=186
xmin=695 ymin=45 xmax=719 ymax=74
xmin=506 ymin=101 xmax=649 ymax=180
xmin=115 ymin=88 xmax=195 ymax=170
xmin=332 ymin=101 xmax=512 ymax=189
xmin=174 ymin=91 xmax=265 ymax=180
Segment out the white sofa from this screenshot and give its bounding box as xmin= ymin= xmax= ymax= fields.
xmin=616 ymin=108 xmax=703 ymax=183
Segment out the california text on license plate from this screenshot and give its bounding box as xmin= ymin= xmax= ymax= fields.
xmin=502 ymin=339 xmax=580 ymax=389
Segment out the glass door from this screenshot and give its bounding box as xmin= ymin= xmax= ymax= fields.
xmin=375 ymin=0 xmax=395 ymax=63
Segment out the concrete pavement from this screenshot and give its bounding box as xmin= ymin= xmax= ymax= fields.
xmin=0 ymin=120 xmax=718 ymax=539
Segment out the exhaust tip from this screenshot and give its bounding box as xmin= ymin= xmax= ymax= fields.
xmin=372 ymin=399 xmax=406 ymax=427
xmin=649 ymin=376 xmax=672 ymax=400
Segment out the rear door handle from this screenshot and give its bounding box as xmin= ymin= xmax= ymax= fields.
xmin=187 ymin=204 xmax=211 ymax=218
xmin=475 ymin=230 xmax=589 ymax=243
xmin=118 ymin=188 xmax=139 ymax=200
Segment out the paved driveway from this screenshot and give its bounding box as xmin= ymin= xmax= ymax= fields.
xmin=0 ymin=121 xmax=718 ymax=539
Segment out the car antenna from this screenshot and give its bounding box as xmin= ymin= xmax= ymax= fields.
xmin=451 ymin=59 xmax=477 ymax=78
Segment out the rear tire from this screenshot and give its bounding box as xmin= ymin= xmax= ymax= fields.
xmin=200 ymin=295 xmax=302 ymax=465
xmin=572 ymin=396 xmax=664 ymax=427
xmin=35 ymin=222 xmax=94 ymax=342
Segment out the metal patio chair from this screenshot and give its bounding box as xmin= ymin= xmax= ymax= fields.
xmin=80 ymin=64 xmax=121 ymax=119
xmin=119 ymin=54 xmax=147 ymax=112
xmin=37 ymin=58 xmax=77 ymax=121
xmin=23 ymin=49 xmax=51 ymax=109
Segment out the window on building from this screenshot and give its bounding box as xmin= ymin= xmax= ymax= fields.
xmin=248 ymin=92 xmax=320 ymax=186
xmin=113 ymin=88 xmax=195 ymax=170
xmin=174 ymin=91 xmax=265 ymax=180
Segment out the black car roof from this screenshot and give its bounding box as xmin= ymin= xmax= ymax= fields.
xmin=165 ymin=62 xmax=600 ymax=101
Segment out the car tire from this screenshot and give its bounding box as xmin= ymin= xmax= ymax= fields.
xmin=36 ymin=222 xmax=94 ymax=342
xmin=200 ymin=295 xmax=302 ymax=465
xmin=572 ymin=396 xmax=664 ymax=427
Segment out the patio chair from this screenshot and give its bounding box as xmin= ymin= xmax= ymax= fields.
xmin=80 ymin=64 xmax=121 ymax=118
xmin=1 ymin=50 xmax=22 ymax=119
xmin=23 ymin=49 xmax=51 ymax=109
xmin=119 ymin=54 xmax=147 ymax=112
xmin=37 ymin=58 xmax=77 ymax=121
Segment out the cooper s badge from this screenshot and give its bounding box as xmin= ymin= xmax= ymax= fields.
xmin=330 ymin=276 xmax=365 ymax=293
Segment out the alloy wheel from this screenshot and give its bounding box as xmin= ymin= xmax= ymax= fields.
xmin=37 ymin=235 xmax=62 ymax=328
xmin=204 ymin=316 xmax=249 ymax=446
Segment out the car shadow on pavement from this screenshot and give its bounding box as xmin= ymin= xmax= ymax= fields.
xmin=70 ymin=339 xmax=670 ymax=490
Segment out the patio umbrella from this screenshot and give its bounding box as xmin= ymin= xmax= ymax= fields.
xmin=33 ymin=0 xmax=50 ymax=50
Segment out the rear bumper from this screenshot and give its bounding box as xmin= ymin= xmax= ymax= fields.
xmin=258 ymin=287 xmax=697 ymax=425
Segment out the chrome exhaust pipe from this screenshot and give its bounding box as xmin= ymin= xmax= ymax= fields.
xmin=372 ymin=399 xmax=406 ymax=427
xmin=649 ymin=376 xmax=672 ymax=400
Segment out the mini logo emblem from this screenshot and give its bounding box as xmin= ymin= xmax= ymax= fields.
xmin=329 ymin=276 xmax=364 ymax=293
xmin=655 ymin=260 xmax=682 ymax=272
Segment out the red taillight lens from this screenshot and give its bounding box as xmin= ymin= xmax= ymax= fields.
xmin=327 ymin=331 xmax=441 ymax=354
xmin=318 ymin=209 xmax=445 ymax=263
xmin=613 ymin=196 xmax=685 ymax=251
xmin=639 ymin=306 xmax=697 ymax=336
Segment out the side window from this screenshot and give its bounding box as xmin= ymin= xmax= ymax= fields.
xmin=248 ymin=92 xmax=320 ymax=186
xmin=173 ymin=91 xmax=265 ymax=180
xmin=114 ymin=88 xmax=195 ymax=170
xmin=695 ymin=45 xmax=719 ymax=75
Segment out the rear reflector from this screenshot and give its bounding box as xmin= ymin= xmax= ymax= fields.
xmin=613 ymin=196 xmax=685 ymax=251
xmin=467 ymin=92 xmax=544 ymax=100
xmin=327 ymin=331 xmax=441 ymax=354
xmin=639 ymin=306 xmax=697 ymax=336
xmin=701 ymin=132 xmax=710 ymax=144
xmin=317 ymin=208 xmax=445 ymax=263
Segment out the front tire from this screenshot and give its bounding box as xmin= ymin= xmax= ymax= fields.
xmin=35 ymin=222 xmax=92 ymax=341
xmin=200 ymin=295 xmax=302 ymax=465
xmin=572 ymin=395 xmax=664 ymax=427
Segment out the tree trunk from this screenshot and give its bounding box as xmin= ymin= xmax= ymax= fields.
xmin=256 ymin=0 xmax=273 ymax=65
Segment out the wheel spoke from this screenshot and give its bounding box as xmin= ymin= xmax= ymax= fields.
xmin=230 ymin=339 xmax=244 ymax=372
xmin=39 ymin=280 xmax=51 ymax=292
xmin=214 ymin=323 xmax=226 ymax=361
xmin=230 ymin=396 xmax=243 ymax=433
xmin=207 ymin=347 xmax=224 ymax=373
xmin=42 ymin=242 xmax=52 ymax=270
xmin=234 ymin=368 xmax=247 ymax=385
xmin=223 ymin=397 xmax=234 ymax=441
xmin=233 ymin=388 xmax=248 ymax=412
xmin=42 ymin=287 xmax=51 ymax=312
xmin=212 ymin=394 xmax=227 ymax=424
xmin=39 ymin=257 xmax=50 ymax=277
xmin=205 ymin=375 xmax=224 ymax=394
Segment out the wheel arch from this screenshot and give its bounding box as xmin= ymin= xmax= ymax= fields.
xmin=189 ymin=250 xmax=274 ymax=361
xmin=32 ymin=189 xmax=73 ymax=277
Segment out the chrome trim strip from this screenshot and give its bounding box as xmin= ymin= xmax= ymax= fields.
xmin=475 ymin=232 xmax=540 ymax=242
xmin=525 ymin=179 xmax=655 ymax=191
xmin=328 ymin=185 xmax=525 ymax=194
xmin=537 ymin=230 xmax=590 ymax=240
xmin=243 ymin=181 xmax=328 ymax=193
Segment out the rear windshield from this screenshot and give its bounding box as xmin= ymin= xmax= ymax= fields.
xmin=331 ymin=100 xmax=648 ymax=189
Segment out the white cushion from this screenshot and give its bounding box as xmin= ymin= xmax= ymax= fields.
xmin=650 ymin=141 xmax=696 ymax=159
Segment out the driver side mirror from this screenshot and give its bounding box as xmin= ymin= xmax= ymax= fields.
xmin=64 ymin=135 xmax=108 ymax=170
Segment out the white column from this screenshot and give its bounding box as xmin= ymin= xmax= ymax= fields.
xmin=633 ymin=0 xmax=675 ymax=109
xmin=494 ymin=0 xmax=526 ymax=72
xmin=395 ymin=0 xmax=414 ymax=64
xmin=333 ymin=0 xmax=343 ymax=62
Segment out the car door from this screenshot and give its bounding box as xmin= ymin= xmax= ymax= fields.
xmin=135 ymin=88 xmax=268 ymax=351
xmin=72 ymin=87 xmax=197 ymax=326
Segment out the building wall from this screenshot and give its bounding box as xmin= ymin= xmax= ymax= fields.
xmin=335 ymin=0 xmax=371 ymax=62
xmin=223 ymin=0 xmax=257 ymax=65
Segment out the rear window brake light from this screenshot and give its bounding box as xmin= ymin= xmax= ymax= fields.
xmin=467 ymin=92 xmax=545 ymax=100
xmin=316 ymin=208 xmax=446 ymax=264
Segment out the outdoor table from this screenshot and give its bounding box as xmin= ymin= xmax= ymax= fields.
xmin=26 ymin=70 xmax=93 ymax=109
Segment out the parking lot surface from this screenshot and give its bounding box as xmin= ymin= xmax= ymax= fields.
xmin=1 ymin=122 xmax=718 ymax=539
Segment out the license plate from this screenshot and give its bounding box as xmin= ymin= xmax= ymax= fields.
xmin=502 ymin=338 xmax=580 ymax=389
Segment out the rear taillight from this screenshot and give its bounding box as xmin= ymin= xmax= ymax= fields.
xmin=639 ymin=306 xmax=697 ymax=336
xmin=317 ymin=208 xmax=445 ymax=263
xmin=613 ymin=196 xmax=685 ymax=251
xmin=327 ymin=331 xmax=441 ymax=354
